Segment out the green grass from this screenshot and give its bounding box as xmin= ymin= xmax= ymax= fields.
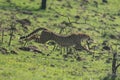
xmin=0 ymin=53 xmax=113 ymax=80
xmin=0 ymin=0 xmax=120 ymax=80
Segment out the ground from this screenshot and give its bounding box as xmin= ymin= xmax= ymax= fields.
xmin=0 ymin=0 xmax=120 ymax=80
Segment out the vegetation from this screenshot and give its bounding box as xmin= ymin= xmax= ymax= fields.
xmin=0 ymin=0 xmax=120 ymax=80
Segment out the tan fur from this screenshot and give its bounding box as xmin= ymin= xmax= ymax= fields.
xmin=35 ymin=30 xmax=90 ymax=47
xmin=20 ymin=27 xmax=91 ymax=51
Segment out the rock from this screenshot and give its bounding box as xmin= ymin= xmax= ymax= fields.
xmin=16 ymin=19 xmax=31 ymax=25
xmin=76 ymin=56 xmax=82 ymax=61
xmin=10 ymin=50 xmax=18 ymax=55
xmin=102 ymin=46 xmax=110 ymax=50
xmin=102 ymin=40 xmax=108 ymax=45
xmin=16 ymin=19 xmax=31 ymax=29
xmin=50 ymin=64 xmax=55 ymax=67
xmin=22 ymin=11 xmax=33 ymax=15
xmin=74 ymin=15 xmax=80 ymax=19
xmin=0 ymin=47 xmax=8 ymax=54
xmin=102 ymin=0 xmax=108 ymax=3
xmin=19 ymin=47 xmax=30 ymax=51
xmin=19 ymin=46 xmax=43 ymax=54
xmin=109 ymin=34 xmax=117 ymax=39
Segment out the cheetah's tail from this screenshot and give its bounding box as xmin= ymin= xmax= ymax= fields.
xmin=19 ymin=27 xmax=47 ymax=40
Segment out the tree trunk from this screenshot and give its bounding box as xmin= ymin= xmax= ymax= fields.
xmin=1 ymin=30 xmax=4 ymax=43
xmin=41 ymin=0 xmax=47 ymax=10
xmin=112 ymin=52 xmax=117 ymax=78
xmin=8 ymin=27 xmax=14 ymax=46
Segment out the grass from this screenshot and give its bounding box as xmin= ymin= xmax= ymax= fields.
xmin=0 ymin=0 xmax=120 ymax=80
xmin=0 ymin=53 xmax=112 ymax=80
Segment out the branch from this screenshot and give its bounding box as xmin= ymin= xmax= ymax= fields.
xmin=115 ymin=63 xmax=120 ymax=70
xmin=51 ymin=8 xmax=67 ymax=17
xmin=51 ymin=8 xmax=73 ymax=28
xmin=51 ymin=8 xmax=72 ymax=23
xmin=51 ymin=8 xmax=96 ymax=29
